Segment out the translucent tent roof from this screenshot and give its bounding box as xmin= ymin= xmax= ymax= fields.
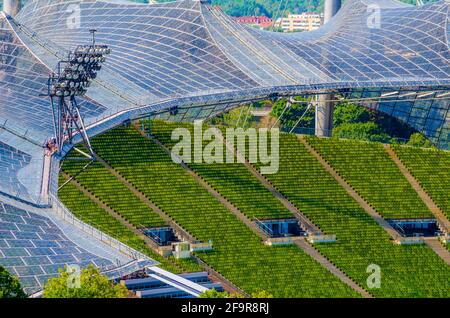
xmin=0 ymin=11 xmax=112 ymax=204
xmin=17 ymin=0 xmax=450 ymax=91
xmin=0 ymin=0 xmax=448 ymax=204
xmin=0 ymin=195 xmax=151 ymax=295
xmin=8 ymin=0 xmax=448 ymax=143
xmin=241 ymin=0 xmax=450 ymax=84
xmin=0 ymin=0 xmax=445 ymax=141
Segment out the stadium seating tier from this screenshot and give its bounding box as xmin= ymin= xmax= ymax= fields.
xmin=57 ymin=123 xmax=450 ymax=297
xmin=254 ymin=134 xmax=450 ymax=297
xmin=75 ymin=125 xmax=360 ymax=297
xmin=306 ymin=137 xmax=433 ymax=219
xmin=393 ymin=145 xmax=450 ymax=221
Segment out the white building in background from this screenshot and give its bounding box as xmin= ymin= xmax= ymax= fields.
xmin=276 ymin=12 xmax=324 ymax=32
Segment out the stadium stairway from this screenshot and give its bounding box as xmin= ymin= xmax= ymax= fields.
xmin=151 ymin=135 xmax=370 ymax=296
xmin=148 ymin=120 xmax=324 ymax=237
xmin=422 ymin=237 xmax=450 ymax=266
xmin=392 ymin=145 xmax=450 ymax=222
xmin=60 ymin=172 xmax=161 ymax=252
xmin=59 ymin=163 xmax=205 ymax=274
xmin=61 ymin=153 xmax=244 ymax=294
xmin=219 ymin=132 xmax=323 ymax=236
xmin=386 ymin=145 xmax=450 ymax=235
xmin=303 ymin=136 xmax=450 ymax=267
xmin=299 ymin=136 xmax=402 ymax=242
xmin=216 ymin=131 xmax=448 ymax=289
xmin=61 ymin=155 xmax=253 ymax=296
xmin=294 ymin=238 xmax=372 ymax=297
xmin=82 ymin=125 xmax=361 ymax=298
xmin=58 ymin=179 xmax=214 ymax=276
xmin=249 ymin=132 xmax=450 ymax=297
xmin=60 ymin=123 xmax=450 ymax=297
xmin=306 ymin=136 xmax=434 ymax=220
xmin=92 ymin=155 xmax=196 ymax=244
xmin=146 ymin=122 xmax=369 ymax=297
xmin=149 ymin=136 xmax=271 ymax=241
xmin=91 ymin=151 xmax=251 ymax=295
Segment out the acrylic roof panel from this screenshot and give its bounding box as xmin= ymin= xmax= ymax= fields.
xmin=0 ymin=193 xmax=156 ymax=294
xmin=1 ymin=0 xmax=447 ymax=143
xmin=15 ymin=0 xmax=450 ymax=95
xmin=0 ymin=128 xmax=47 ymax=205
xmin=0 ymin=14 xmax=54 ymax=142
xmin=0 ymin=140 xmax=31 ymax=200
xmin=0 ymin=200 xmax=118 ymax=294
xmin=16 ymin=0 xmax=260 ymax=100
xmin=211 ymin=0 xmax=450 ymax=86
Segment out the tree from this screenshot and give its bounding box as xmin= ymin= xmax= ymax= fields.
xmin=251 ymin=290 xmax=273 ymax=298
xmin=199 ymin=289 xmax=230 ymax=298
xmin=407 ymin=133 xmax=434 ymax=148
xmin=333 ymin=122 xmax=392 ymax=143
xmin=333 ymin=103 xmax=371 ymax=127
xmin=208 ymin=106 xmax=245 ymax=127
xmin=333 ymin=102 xmax=419 ymax=142
xmin=43 ymin=265 xmax=128 ymax=298
xmin=199 ymin=289 xmax=246 ymax=298
xmin=208 ymin=0 xmax=321 ymax=18
xmin=271 ymin=98 xmax=315 ymax=130
xmin=0 ymin=266 xmax=26 ymax=298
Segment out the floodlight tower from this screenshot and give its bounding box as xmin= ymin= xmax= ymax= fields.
xmin=3 ymin=0 xmax=21 ymax=17
xmin=315 ymin=0 xmax=341 ymax=137
xmin=46 ymin=30 xmax=111 ymax=162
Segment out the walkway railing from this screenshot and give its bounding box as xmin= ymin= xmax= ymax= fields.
xmin=254 ymin=217 xmax=274 ymax=237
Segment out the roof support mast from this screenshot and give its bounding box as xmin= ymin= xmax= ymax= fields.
xmin=315 ymin=0 xmax=341 ymax=137
xmin=3 ymin=0 xmax=21 ymax=17
xmin=324 ymin=0 xmax=342 ymax=23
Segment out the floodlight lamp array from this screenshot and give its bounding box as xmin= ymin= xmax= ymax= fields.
xmin=48 ymin=44 xmax=111 ymax=98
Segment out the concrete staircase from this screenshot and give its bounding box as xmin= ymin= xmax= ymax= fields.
xmin=94 ymin=154 xmax=197 ymax=245
xmin=219 ymin=133 xmax=324 ymax=237
xmin=149 ymin=136 xmax=271 ymax=241
xmin=60 ymin=172 xmax=164 ymax=254
xmin=294 ymin=238 xmax=373 ymax=298
xmin=147 ymin=133 xmax=371 ymax=298
xmin=423 ymin=237 xmax=450 ymax=266
xmin=385 ymin=145 xmax=450 ymax=235
xmin=299 ymin=136 xmax=403 ymax=242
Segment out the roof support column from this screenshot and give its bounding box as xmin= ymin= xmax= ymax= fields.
xmin=324 ymin=0 xmax=342 ymax=23
xmin=40 ymin=151 xmax=52 ymax=204
xmin=3 ymin=0 xmax=21 ymax=17
xmin=315 ymin=0 xmax=341 ymax=137
xmin=315 ymin=94 xmax=335 ymax=137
